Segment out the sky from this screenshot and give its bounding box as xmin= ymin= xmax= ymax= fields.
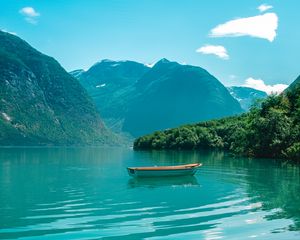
xmin=1 ymin=0 xmax=299 ymax=93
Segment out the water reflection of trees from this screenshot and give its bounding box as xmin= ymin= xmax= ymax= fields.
xmin=205 ymin=153 xmax=300 ymax=231
xmin=206 ymin=152 xmax=300 ymax=231
xmin=139 ymin=150 xmax=300 ymax=230
xmin=133 ymin=149 xmax=225 ymax=166
xmin=244 ymin=160 xmax=300 ymax=231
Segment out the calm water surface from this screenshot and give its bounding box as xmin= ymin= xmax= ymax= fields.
xmin=0 ymin=147 xmax=300 ymax=240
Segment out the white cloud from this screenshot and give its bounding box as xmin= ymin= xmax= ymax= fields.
xmin=19 ymin=7 xmax=40 ymax=17
xmin=19 ymin=7 xmax=40 ymax=24
xmin=25 ymin=17 xmax=38 ymax=24
xmin=210 ymin=13 xmax=278 ymax=42
xmin=243 ymin=77 xmax=288 ymax=95
xmin=196 ymin=45 xmax=229 ymax=60
xmin=258 ymin=4 xmax=273 ymax=12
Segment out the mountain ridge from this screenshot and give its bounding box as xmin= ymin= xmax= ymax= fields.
xmin=0 ymin=30 xmax=116 ymax=145
xmin=74 ymin=58 xmax=243 ymax=137
xmin=228 ymin=86 xmax=267 ymax=111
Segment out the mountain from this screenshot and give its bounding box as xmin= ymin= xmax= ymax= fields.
xmin=0 ymin=30 xmax=115 ymax=145
xmin=75 ymin=58 xmax=243 ymax=137
xmin=123 ymin=59 xmax=243 ymax=136
xmin=134 ymin=75 xmax=300 ymax=160
xmin=228 ymin=86 xmax=267 ymax=111
xmin=71 ymin=60 xmax=149 ymax=133
xmin=285 ymin=75 xmax=300 ymax=92
xmin=69 ymin=69 xmax=85 ymax=78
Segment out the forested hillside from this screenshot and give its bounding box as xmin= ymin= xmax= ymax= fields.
xmin=0 ymin=30 xmax=116 ymax=145
xmin=134 ymin=76 xmax=300 ymax=160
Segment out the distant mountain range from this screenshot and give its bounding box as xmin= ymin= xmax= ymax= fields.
xmin=0 ymin=30 xmax=271 ymax=145
xmin=73 ymin=58 xmax=243 ymax=137
xmin=228 ymin=86 xmax=267 ymax=111
xmin=0 ymin=30 xmax=116 ymax=145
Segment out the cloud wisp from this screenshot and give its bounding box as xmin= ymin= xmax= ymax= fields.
xmin=243 ymin=77 xmax=288 ymax=95
xmin=258 ymin=4 xmax=273 ymax=12
xmin=210 ymin=13 xmax=278 ymax=42
xmin=196 ymin=45 xmax=229 ymax=60
xmin=19 ymin=7 xmax=40 ymax=24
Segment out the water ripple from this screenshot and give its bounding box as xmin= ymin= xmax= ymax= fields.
xmin=1 ymin=148 xmax=300 ymax=239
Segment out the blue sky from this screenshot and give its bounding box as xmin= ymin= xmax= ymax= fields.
xmin=0 ymin=0 xmax=299 ymax=92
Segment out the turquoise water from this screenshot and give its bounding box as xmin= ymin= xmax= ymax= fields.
xmin=0 ymin=147 xmax=300 ymax=240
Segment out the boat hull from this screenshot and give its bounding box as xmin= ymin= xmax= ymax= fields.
xmin=127 ymin=164 xmax=200 ymax=178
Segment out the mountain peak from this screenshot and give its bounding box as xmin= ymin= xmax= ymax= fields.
xmin=152 ymin=58 xmax=179 ymax=69
xmin=158 ymin=58 xmax=170 ymax=63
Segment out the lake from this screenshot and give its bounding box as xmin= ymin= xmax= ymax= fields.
xmin=0 ymin=147 xmax=299 ymax=239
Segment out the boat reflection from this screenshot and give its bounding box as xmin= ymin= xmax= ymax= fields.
xmin=127 ymin=176 xmax=199 ymax=189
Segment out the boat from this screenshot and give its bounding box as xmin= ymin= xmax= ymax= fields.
xmin=127 ymin=163 xmax=202 ymax=178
